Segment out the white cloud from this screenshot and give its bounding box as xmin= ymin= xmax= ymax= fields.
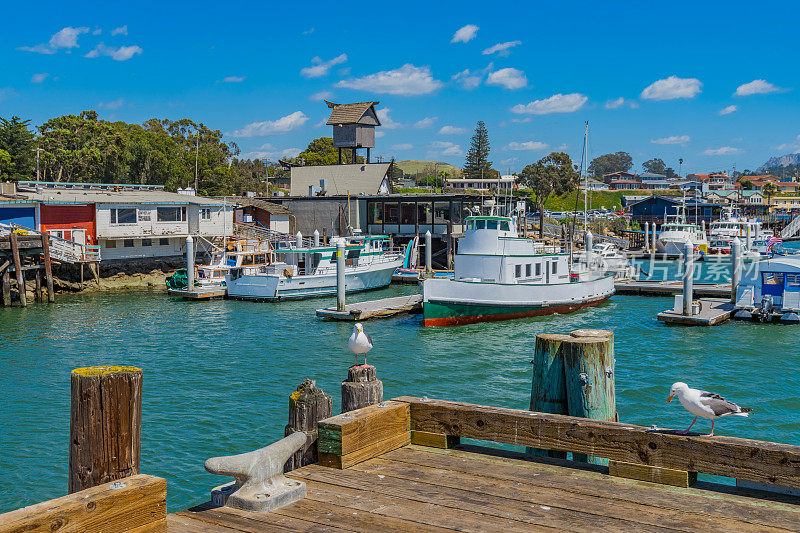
xmin=391 ymin=143 xmax=413 ymax=150
xmin=92 ymin=28 xmax=102 ymax=35
xmin=641 ymin=76 xmax=702 ymax=100
xmin=719 ymin=105 xmax=738 ymax=115
xmin=735 ymin=79 xmax=785 ymax=96
xmin=242 ymin=144 xmax=302 ymax=160
xmin=221 ymin=76 xmax=246 ymax=83
xmin=430 ymin=140 xmax=463 ymax=156
xmin=18 ymin=26 xmax=89 ymax=54
xmin=651 ymin=135 xmax=690 ymax=145
xmin=604 ymin=97 xmax=638 ymax=109
xmin=442 ymin=145 xmax=463 ymax=156
xmin=482 ymin=40 xmax=521 ymax=57
xmin=376 ymin=108 xmax=401 ymax=129
xmin=439 ymin=125 xmax=465 ymax=135
xmin=302 ymin=28 xmax=314 ymax=35
xmin=486 ymin=68 xmax=527 ymax=90
xmin=511 ymin=117 xmax=531 ymax=123
xmin=85 ymin=43 xmax=143 ymax=61
xmin=111 ymin=25 xmax=128 ymax=36
xmin=337 ymin=64 xmax=442 ymax=96
xmin=414 ymin=117 xmax=437 ymax=129
xmin=232 ymin=111 xmax=309 ymax=137
xmin=300 ymin=54 xmax=347 ymax=78
xmin=98 ymin=98 xmax=125 ymax=110
xmin=375 ymin=131 xmax=385 ymax=138
xmin=310 ymin=90 xmax=333 ymax=101
xmin=500 ymin=157 xmax=519 ymax=166
xmin=451 ymin=24 xmax=478 ymax=43
xmin=511 ymin=93 xmax=587 ymax=115
xmin=451 ymin=66 xmax=489 ymax=90
xmin=701 ymin=146 xmax=742 ymax=156
xmin=31 ymin=73 xmax=49 ymax=83
xmin=505 ymin=141 xmax=548 ymax=151
xmin=772 ymin=135 xmax=800 ymax=152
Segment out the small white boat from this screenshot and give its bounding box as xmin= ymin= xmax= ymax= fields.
xmin=421 ymin=208 xmax=614 ymax=327
xmin=707 ymin=206 xmax=762 ymax=256
xmin=733 ymin=256 xmax=800 ymax=323
xmin=579 ymin=242 xmax=636 ymax=279
xmin=225 ymin=235 xmax=403 ymax=301
xmin=655 ymin=205 xmax=708 ymax=256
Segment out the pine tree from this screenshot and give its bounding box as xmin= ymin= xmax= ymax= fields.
xmin=463 ymin=120 xmax=493 ymax=179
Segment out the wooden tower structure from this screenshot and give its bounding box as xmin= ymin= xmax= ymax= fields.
xmin=325 ymin=101 xmax=381 ymax=164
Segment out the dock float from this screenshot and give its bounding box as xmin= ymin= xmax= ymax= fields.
xmin=316 ymin=294 xmax=422 ymax=321
xmin=657 ymin=297 xmax=734 ymax=326
xmin=168 ymin=286 xmax=227 ymax=300
xmin=615 ymin=280 xmax=730 ymax=297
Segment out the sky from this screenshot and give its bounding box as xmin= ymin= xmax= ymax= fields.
xmin=2 ymin=0 xmax=800 ymax=175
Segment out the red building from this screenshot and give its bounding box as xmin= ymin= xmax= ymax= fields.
xmin=39 ymin=204 xmax=97 ymax=246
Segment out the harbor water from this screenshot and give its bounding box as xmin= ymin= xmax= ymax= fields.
xmin=2 ymin=277 xmax=800 ymax=513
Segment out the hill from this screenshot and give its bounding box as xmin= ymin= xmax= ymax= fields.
xmin=758 ymin=153 xmax=800 ymax=171
xmin=395 ymin=160 xmax=462 ymax=178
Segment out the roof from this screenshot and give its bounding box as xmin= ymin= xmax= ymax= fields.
xmin=639 ymin=172 xmax=667 ymax=179
xmin=602 ymin=171 xmax=636 ymax=178
xmin=8 ymin=182 xmax=228 ymax=206
xmin=290 ymin=163 xmax=392 ymax=196
xmin=229 ymin=197 xmax=291 ymax=215
xmin=627 ymin=195 xmax=681 ymax=208
xmin=325 ymin=101 xmax=381 ymax=126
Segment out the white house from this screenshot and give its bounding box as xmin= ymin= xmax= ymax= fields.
xmin=446 ymin=175 xmax=517 ymax=191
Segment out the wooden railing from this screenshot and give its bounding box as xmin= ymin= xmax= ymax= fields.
xmin=318 ymin=396 xmax=800 ymax=490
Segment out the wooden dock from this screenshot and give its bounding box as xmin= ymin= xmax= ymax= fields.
xmin=316 ymin=294 xmax=422 ymax=321
xmin=168 ymin=286 xmax=227 ymax=300
xmin=615 ymin=280 xmax=731 ymax=297
xmin=657 ymin=297 xmax=735 ymax=326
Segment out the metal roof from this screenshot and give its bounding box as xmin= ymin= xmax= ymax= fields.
xmin=7 ymin=187 xmax=228 ymax=206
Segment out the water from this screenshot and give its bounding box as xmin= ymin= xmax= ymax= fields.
xmin=1 ymin=283 xmax=799 ymax=514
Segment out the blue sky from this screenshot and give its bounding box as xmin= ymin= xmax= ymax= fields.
xmin=2 ymin=0 xmax=800 ymax=175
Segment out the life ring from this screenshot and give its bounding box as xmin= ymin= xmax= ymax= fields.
xmin=283 ymin=268 xmax=293 ymax=278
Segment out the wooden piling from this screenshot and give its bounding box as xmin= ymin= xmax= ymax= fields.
xmin=69 ymin=365 xmax=143 ymax=493
xmin=342 ymin=365 xmax=383 ymax=413
xmin=285 ymin=378 xmax=332 ymax=472
xmin=35 ymin=268 xmax=42 ymax=302
xmin=42 ymin=233 xmax=55 ymax=302
xmin=10 ymin=232 xmax=26 ymax=307
xmin=1 ymin=261 xmax=10 ymax=306
xmin=529 ymin=329 xmax=616 ymax=464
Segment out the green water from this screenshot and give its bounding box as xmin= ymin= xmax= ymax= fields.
xmin=1 ymin=285 xmax=799 ymax=514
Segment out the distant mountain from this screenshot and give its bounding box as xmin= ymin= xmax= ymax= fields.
xmin=395 ymin=160 xmax=462 ymax=178
xmin=758 ymin=153 xmax=800 ymax=172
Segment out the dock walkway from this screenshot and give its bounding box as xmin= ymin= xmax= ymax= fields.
xmin=168 ymin=444 xmax=800 ymax=532
xmin=316 ymin=294 xmax=422 ymax=321
xmin=168 ymin=286 xmax=227 ymax=300
xmin=615 ymin=280 xmax=730 ymax=297
xmin=658 ymin=298 xmax=735 ymax=326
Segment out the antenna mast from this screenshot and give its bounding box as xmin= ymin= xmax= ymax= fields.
xmin=582 ymin=121 xmax=589 ymax=230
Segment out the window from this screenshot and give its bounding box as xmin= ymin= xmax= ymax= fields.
xmin=159 ymin=238 xmax=170 ymax=246
xmin=526 ymin=264 xmax=532 ymax=277
xmin=500 ymin=221 xmax=510 ymax=231
xmin=466 ymin=220 xmax=475 ymax=230
xmin=535 ymin=263 xmax=541 ymax=276
xmin=552 ymin=262 xmax=558 ymax=274
xmin=200 ymin=208 xmax=212 ymax=220
xmin=476 ymin=220 xmax=486 ymax=230
xmin=487 ymin=220 xmax=498 ymax=230
xmin=106 ymin=240 xmax=116 ymax=249
xmin=786 ymin=274 xmax=800 ymax=287
xmin=142 ymin=239 xmax=152 ymax=247
xmin=157 ymin=206 xmax=186 ymax=222
xmin=763 ymin=272 xmax=784 ymax=286
xmin=515 ymin=265 xmax=521 ymax=278
xmin=124 ymin=239 xmax=134 ymax=247
xmin=110 ymin=208 xmax=137 ymax=224
xmin=138 ymin=210 xmax=151 ymax=221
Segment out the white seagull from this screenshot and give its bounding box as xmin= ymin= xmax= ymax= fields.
xmin=348 ymin=323 xmax=373 ymax=366
xmin=667 ymin=382 xmax=752 ymax=436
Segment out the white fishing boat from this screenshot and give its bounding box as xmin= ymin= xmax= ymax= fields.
xmin=225 ymin=235 xmax=403 ymax=301
xmin=578 ymin=242 xmax=636 ymax=279
xmin=166 ymin=239 xmax=273 ymax=290
xmin=733 ymin=256 xmax=800 ymax=323
xmin=421 ymin=207 xmax=614 ymax=327
xmin=655 ymin=205 xmax=708 ymax=256
xmin=707 ymin=206 xmax=762 ymax=255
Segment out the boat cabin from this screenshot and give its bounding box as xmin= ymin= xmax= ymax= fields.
xmin=736 ymin=257 xmax=800 ymax=314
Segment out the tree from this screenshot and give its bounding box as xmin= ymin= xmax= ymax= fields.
xmin=293 ymin=137 xmax=363 ymax=165
xmin=588 ymin=152 xmax=632 ymax=180
xmin=463 ymin=121 xmax=493 ymax=179
xmin=741 ymin=180 xmax=754 ymax=190
xmin=665 ymin=167 xmax=677 ymax=179
xmin=642 ymin=158 xmax=667 ymax=175
xmin=519 ymin=152 xmax=579 ymax=237
xmin=0 ymin=148 xmax=11 ymax=179
xmin=763 ymin=181 xmax=778 ymax=207
xmin=0 ymin=116 xmax=36 ymax=180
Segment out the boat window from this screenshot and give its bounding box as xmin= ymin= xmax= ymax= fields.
xmin=515 ymin=265 xmax=521 ymax=278
xmin=347 ymin=249 xmax=361 ymax=259
xmin=525 ymin=264 xmax=531 ymax=277
xmin=552 ymin=262 xmax=558 ymax=274
xmin=467 ymin=220 xmax=475 ymax=230
xmin=500 ymin=221 xmax=510 ymax=231
xmin=476 ymin=220 xmax=486 ymax=230
xmin=787 ymin=274 xmax=800 ymax=288
xmin=535 ymin=263 xmax=541 ymax=276
xmin=487 ymin=220 xmax=498 ymax=230
xmin=763 ymin=273 xmax=784 ymax=286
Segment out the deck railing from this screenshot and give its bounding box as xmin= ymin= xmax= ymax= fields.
xmin=0 ymin=223 xmax=101 ymax=263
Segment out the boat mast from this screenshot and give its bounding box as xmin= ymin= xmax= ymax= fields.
xmin=582 ymin=121 xmax=589 ymax=231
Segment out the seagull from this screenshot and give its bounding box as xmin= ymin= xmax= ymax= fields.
xmin=348 ymin=323 xmax=373 ymax=366
xmin=667 ymin=382 xmax=752 ymax=436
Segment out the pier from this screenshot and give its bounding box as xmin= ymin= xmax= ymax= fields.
xmin=168 ymin=286 xmax=228 ymax=300
xmin=0 ymin=230 xmax=55 ymax=306
xmin=614 ymin=280 xmax=731 ymax=297
xmin=657 ymin=297 xmax=735 ymax=326
xmin=316 ymin=294 xmax=422 ymax=321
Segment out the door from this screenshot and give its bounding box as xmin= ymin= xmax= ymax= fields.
xmin=72 ymin=229 xmax=86 ymax=246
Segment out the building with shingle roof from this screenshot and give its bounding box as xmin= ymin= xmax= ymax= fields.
xmin=324 ymin=100 xmax=381 ymax=163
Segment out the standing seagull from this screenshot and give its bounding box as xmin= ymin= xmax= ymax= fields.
xmin=667 ymin=382 xmax=752 ymax=436
xmin=348 ymin=323 xmax=373 ymax=366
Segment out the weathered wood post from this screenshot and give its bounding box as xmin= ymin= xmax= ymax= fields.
xmin=42 ymin=233 xmax=55 ymax=303
xmin=1 ymin=260 xmax=11 ymax=307
xmin=530 ymin=329 xmax=616 ymax=464
xmin=342 ymin=365 xmax=383 ymax=413
xmin=10 ymin=231 xmax=26 ymax=307
xmin=284 ymin=378 xmax=332 ymax=472
xmin=34 ymin=267 xmax=42 ymax=302
xmin=69 ymin=366 xmax=143 ymax=493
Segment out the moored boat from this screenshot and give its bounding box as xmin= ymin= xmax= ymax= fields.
xmin=655 ymin=205 xmax=708 ymax=256
xmin=733 ymin=256 xmax=800 ymax=323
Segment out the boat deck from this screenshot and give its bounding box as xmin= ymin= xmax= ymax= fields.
xmin=315 ymin=294 xmax=422 ymax=321
xmin=167 ymin=444 xmax=800 ymax=532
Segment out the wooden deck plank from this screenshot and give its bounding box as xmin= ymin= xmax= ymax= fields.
xmin=289 ymin=464 xmax=673 ymax=532
xmin=174 ymin=507 xmax=344 ymax=532
xmin=384 ymin=446 xmax=800 ymax=531
xmin=167 ymin=514 xmax=232 ymax=532
xmin=353 ymin=455 xmax=786 ymax=533
xmin=315 ymin=294 xmax=422 ymax=321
